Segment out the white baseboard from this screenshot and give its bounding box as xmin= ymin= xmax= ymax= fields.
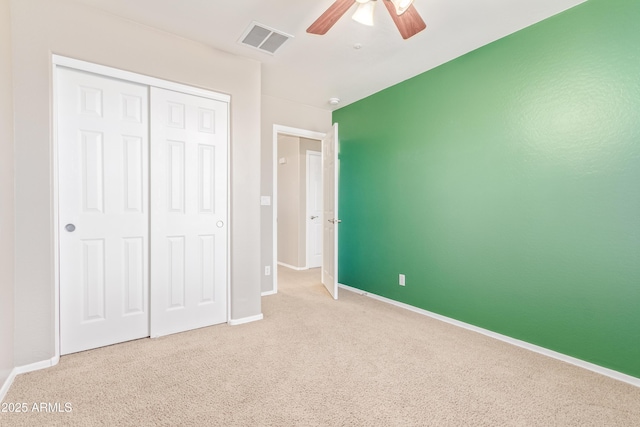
xmin=1 ymin=355 xmax=60 ymax=402
xmin=229 ymin=313 xmax=264 ymax=326
xmin=14 ymin=356 xmax=59 ymax=376
xmin=338 ymin=283 xmax=640 ymax=388
xmin=277 ymin=262 xmax=307 ymax=271
xmin=261 ymin=290 xmax=277 ymax=296
xmin=0 ymin=368 xmax=17 ymax=403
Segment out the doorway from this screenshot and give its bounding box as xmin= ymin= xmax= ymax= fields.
xmin=271 ymin=126 xmax=325 ymax=295
xmin=276 ymin=134 xmax=322 ymax=271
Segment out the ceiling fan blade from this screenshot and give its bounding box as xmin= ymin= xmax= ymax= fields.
xmin=382 ymin=1 xmax=426 ymax=40
xmin=307 ymin=0 xmax=356 ymax=35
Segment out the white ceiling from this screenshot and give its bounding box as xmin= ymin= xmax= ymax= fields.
xmin=72 ymin=0 xmax=586 ymax=110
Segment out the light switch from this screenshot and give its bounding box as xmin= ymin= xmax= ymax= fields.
xmin=261 ymin=196 xmax=271 ymax=206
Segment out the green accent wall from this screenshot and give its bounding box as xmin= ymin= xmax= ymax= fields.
xmin=334 ymin=0 xmax=640 ymax=378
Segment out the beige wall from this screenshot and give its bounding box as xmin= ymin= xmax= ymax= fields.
xmin=261 ymin=95 xmax=332 ymax=292
xmin=11 ymin=0 xmax=262 ymax=367
xmin=277 ymin=135 xmax=301 ymax=267
xmin=0 ymin=0 xmax=15 ymax=388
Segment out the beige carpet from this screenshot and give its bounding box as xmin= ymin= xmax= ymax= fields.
xmin=2 ymin=266 xmax=640 ymax=426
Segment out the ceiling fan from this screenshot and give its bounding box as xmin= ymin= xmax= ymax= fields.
xmin=307 ymin=0 xmax=426 ymax=40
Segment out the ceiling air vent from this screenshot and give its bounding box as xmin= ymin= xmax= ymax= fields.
xmin=239 ymin=22 xmax=293 ymax=55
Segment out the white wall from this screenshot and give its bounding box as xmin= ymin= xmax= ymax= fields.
xmin=0 ymin=0 xmax=15 ymax=389
xmin=261 ymin=95 xmax=332 ymax=293
xmin=298 ymin=138 xmax=321 ymax=265
xmin=11 ymin=0 xmax=262 ymax=367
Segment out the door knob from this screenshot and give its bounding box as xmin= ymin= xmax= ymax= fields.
xmin=216 ymin=221 xmax=224 ymax=228
xmin=310 ymin=216 xmax=318 ymax=220
xmin=328 ymin=219 xmax=342 ymax=224
xmin=65 ymin=224 xmax=76 ymax=232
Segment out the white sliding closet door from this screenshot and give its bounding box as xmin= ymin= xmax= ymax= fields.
xmin=58 ymin=67 xmax=150 ymax=355
xmin=150 ymin=87 xmax=228 ymax=337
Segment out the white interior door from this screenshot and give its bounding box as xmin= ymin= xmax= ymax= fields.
xmin=150 ymin=87 xmax=228 ymax=337
xmin=58 ymin=67 xmax=149 ymax=354
xmin=322 ymin=123 xmax=339 ymax=299
xmin=307 ymin=151 xmax=322 ymax=268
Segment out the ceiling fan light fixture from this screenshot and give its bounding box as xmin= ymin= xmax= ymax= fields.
xmin=307 ymin=0 xmax=425 ymax=40
xmin=352 ymin=1 xmax=376 ymax=26
xmin=390 ymin=0 xmax=414 ymax=15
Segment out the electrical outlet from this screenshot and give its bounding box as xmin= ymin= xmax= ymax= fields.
xmin=399 ymin=274 xmax=406 ymax=286
xmin=265 ymin=266 xmax=271 ymax=276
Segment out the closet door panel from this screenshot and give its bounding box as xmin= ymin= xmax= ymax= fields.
xmin=58 ymin=67 xmax=149 ymax=355
xmin=150 ymin=87 xmax=228 ymax=337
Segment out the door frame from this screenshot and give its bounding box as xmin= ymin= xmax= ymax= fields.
xmin=52 ymin=55 xmax=231 ymax=360
xmin=306 ymin=150 xmax=322 ymax=269
xmin=270 ymin=125 xmax=325 ymax=295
